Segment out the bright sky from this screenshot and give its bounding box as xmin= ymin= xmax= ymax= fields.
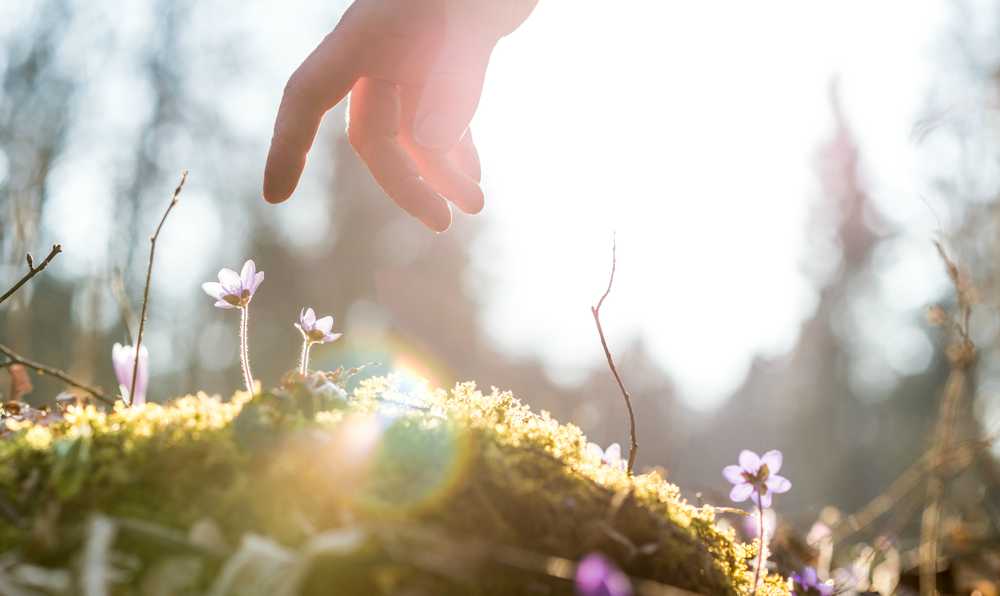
xmin=22 ymin=0 xmax=960 ymax=410
xmin=472 ymin=0 xmax=950 ymax=409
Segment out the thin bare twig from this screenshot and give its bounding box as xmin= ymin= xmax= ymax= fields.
xmin=919 ymin=242 xmax=977 ymax=596
xmin=591 ymin=235 xmax=639 ymax=473
xmin=0 ymin=343 xmax=111 ymax=404
xmin=831 ymin=436 xmax=995 ymax=545
xmin=0 ymin=244 xmax=62 ymax=306
xmin=129 ymin=171 xmax=187 ymax=405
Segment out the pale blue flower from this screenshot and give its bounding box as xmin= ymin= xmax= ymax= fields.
xmin=723 ymin=449 xmax=791 ymax=508
xmin=202 ymin=259 xmax=264 ymax=309
xmin=295 ymin=307 xmax=341 ymax=343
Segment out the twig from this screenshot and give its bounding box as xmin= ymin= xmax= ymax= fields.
xmin=0 ymin=244 xmax=62 ymax=306
xmin=919 ymin=241 xmax=976 ymax=596
xmin=0 ymin=343 xmax=111 ymax=405
xmin=130 ymin=171 xmax=186 ymax=405
xmin=591 ymin=235 xmax=639 ymax=473
xmin=831 ymin=436 xmax=994 ymax=545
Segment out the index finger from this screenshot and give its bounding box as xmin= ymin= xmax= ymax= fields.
xmin=263 ymin=9 xmax=364 ymax=203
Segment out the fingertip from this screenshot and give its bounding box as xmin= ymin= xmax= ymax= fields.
xmin=262 ymin=149 xmax=305 ymax=203
xmin=421 ymin=202 xmax=453 ymax=233
xmin=262 ymin=186 xmax=291 ymax=204
xmin=456 ymin=184 xmax=484 ymax=215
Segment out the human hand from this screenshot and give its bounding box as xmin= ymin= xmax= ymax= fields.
xmin=263 ymin=0 xmax=537 ymax=231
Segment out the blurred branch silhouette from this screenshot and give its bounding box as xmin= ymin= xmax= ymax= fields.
xmin=0 ymin=343 xmax=110 ymax=404
xmin=0 ymin=244 xmax=62 ymax=306
xmin=130 ymin=170 xmax=187 ymax=406
xmin=591 ymin=235 xmax=639 ymax=473
xmin=919 ymin=241 xmax=978 ymax=596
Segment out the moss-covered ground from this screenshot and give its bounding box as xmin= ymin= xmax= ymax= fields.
xmin=0 ymin=373 xmax=790 ymax=595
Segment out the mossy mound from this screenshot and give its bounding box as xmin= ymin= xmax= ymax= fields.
xmin=0 ymin=373 xmax=790 ymax=595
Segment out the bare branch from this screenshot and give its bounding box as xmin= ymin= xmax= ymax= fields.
xmin=0 ymin=244 xmax=62 ymax=306
xmin=591 ymin=235 xmax=639 ymax=473
xmin=918 ymin=241 xmax=977 ymax=596
xmin=0 ymin=343 xmax=111 ymax=405
xmin=130 ymin=171 xmax=187 ymax=405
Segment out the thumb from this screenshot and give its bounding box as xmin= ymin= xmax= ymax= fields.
xmin=412 ymin=35 xmax=494 ymax=151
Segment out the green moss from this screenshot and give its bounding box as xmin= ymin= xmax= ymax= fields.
xmin=0 ymin=375 xmax=790 ymax=595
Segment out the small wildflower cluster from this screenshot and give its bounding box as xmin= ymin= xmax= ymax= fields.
xmin=109 ymin=259 xmax=342 ymax=405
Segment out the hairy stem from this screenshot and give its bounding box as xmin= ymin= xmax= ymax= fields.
xmin=239 ymin=306 xmax=255 ymax=394
xmin=752 ymin=498 xmax=765 ymax=596
xmin=299 ymin=340 xmax=313 ymax=376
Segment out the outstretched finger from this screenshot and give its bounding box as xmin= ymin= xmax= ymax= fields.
xmin=264 ymin=7 xmax=363 ymax=204
xmin=452 ymin=129 xmax=482 ymax=184
xmin=348 ymin=77 xmax=452 ymax=232
xmin=400 ymin=87 xmax=484 ymax=214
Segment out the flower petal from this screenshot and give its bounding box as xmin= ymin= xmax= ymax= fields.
xmin=605 ymin=443 xmax=621 ymax=464
xmin=760 ymin=450 xmax=783 ymax=475
xmin=766 ymin=474 xmax=791 ymax=494
xmin=218 ymin=268 xmax=242 ymax=294
xmin=323 ymin=332 xmax=343 ymax=343
xmin=723 ymin=465 xmax=744 ymax=484
xmin=240 ymin=260 xmax=256 ymax=290
xmin=202 ymin=282 xmax=226 ymax=300
xmin=803 ymin=568 xmax=818 ymax=584
xmin=315 ymin=315 xmax=334 ymax=335
xmin=729 ymin=482 xmax=753 ymax=502
xmin=214 ymin=300 xmax=237 ymax=310
xmin=739 ymin=449 xmax=761 ymax=473
xmin=575 ymin=553 xmax=632 ymax=596
xmin=302 ymin=307 xmax=316 ymax=329
xmin=111 ymin=343 xmax=130 ymax=387
xmin=249 ymin=271 xmax=265 ymax=295
xmin=585 ymin=443 xmax=603 ymax=460
xmin=133 ymin=345 xmax=149 ymax=405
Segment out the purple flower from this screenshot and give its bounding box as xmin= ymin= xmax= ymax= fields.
xmin=792 ymin=567 xmax=833 ymax=596
xmin=722 ymin=449 xmax=791 ymax=508
xmin=295 ymin=308 xmax=342 ymax=344
xmin=586 ymin=442 xmax=626 ymax=472
xmin=112 ymin=343 xmax=149 ymax=405
xmin=575 ymin=553 xmax=632 ymax=596
xmin=201 ymin=260 xmax=264 ymax=309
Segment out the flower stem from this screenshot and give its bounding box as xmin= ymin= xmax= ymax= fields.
xmin=752 ymin=496 xmax=765 ymax=596
xmin=239 ymin=305 xmax=255 ymax=394
xmin=299 ymin=340 xmax=313 ymax=376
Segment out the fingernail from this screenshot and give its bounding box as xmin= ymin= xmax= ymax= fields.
xmin=414 ymin=111 xmax=461 ymax=150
